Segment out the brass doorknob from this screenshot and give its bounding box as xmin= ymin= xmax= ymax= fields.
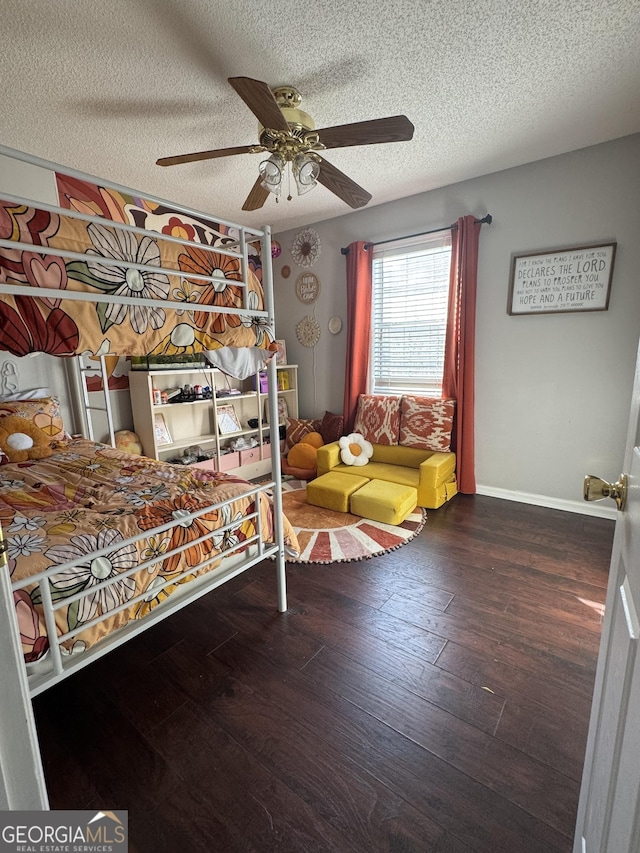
xmin=583 ymin=474 xmax=628 ymax=511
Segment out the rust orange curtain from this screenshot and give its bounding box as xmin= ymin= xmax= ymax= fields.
xmin=443 ymin=215 xmax=483 ymax=494
xmin=343 ymin=241 xmax=372 ymax=432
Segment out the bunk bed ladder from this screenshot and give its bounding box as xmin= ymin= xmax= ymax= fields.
xmin=74 ymin=355 xmax=116 ymax=447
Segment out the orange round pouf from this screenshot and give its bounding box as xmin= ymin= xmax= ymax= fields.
xmin=300 ymin=431 xmax=324 ymax=449
xmin=288 ymin=441 xmax=318 ymax=470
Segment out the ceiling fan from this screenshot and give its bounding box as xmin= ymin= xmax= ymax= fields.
xmin=156 ymin=76 xmax=414 ymax=212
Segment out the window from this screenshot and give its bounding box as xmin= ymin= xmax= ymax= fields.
xmin=370 ymin=232 xmax=452 ymax=396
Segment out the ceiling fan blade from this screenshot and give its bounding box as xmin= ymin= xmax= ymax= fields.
xmin=316 ymin=156 xmax=372 ymax=209
xmin=228 ymin=77 xmax=290 ymax=133
xmin=316 ymin=115 xmax=414 ymax=149
xmin=156 ymin=145 xmax=261 ymax=167
xmin=242 ymin=176 xmax=270 ymax=211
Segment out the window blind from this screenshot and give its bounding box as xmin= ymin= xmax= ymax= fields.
xmin=370 ymin=232 xmax=452 ymax=396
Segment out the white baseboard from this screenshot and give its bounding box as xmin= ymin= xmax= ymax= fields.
xmin=475 ymin=484 xmax=617 ymax=519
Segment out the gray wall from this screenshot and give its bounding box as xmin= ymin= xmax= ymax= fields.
xmin=273 ymin=134 xmax=640 ymax=514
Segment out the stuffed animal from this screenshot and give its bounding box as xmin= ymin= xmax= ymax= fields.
xmin=114 ymin=429 xmax=143 ymax=455
xmin=0 ymin=415 xmax=52 ymax=463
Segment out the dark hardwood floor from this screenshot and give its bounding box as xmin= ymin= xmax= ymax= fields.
xmin=33 ymin=494 xmax=614 ymax=852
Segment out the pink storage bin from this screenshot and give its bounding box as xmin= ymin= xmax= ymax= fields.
xmin=251 ymin=372 xmax=269 ymax=393
xmin=216 ymin=451 xmax=240 ymax=471
xmin=239 ymin=447 xmax=260 ymax=466
xmin=191 ymin=459 xmax=216 ymax=473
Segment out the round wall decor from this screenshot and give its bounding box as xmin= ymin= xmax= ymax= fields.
xmin=291 ymin=228 xmax=321 ymax=267
xmin=271 ymin=240 xmax=282 ymax=259
xmin=328 ymin=316 xmax=343 ymax=334
xmin=281 ymin=265 xmax=291 ymax=279
xmin=295 ymin=272 xmax=321 ymax=303
xmin=296 ymin=315 xmax=321 ymax=347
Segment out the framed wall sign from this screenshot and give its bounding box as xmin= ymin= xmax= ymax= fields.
xmin=295 ymin=272 xmax=320 ymax=303
xmin=508 ymin=242 xmax=616 ymax=315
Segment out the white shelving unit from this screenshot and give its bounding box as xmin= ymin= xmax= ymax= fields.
xmin=129 ymin=364 xmax=298 ymax=481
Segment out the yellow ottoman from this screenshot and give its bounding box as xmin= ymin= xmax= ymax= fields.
xmin=307 ymin=471 xmax=370 ymax=513
xmin=350 ymin=479 xmax=418 ymax=525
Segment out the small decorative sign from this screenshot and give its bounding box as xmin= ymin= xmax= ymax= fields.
xmin=508 ymin=243 xmax=616 ymax=315
xmin=295 ymin=272 xmax=320 ymax=303
xmin=274 ymin=339 xmax=287 ymax=365
xmin=264 ymin=397 xmax=288 ymax=425
xmin=154 ymin=413 xmax=172 ymax=446
xmin=217 ymin=404 xmax=241 ymax=435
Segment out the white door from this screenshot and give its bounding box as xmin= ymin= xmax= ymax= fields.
xmin=574 ymin=342 xmax=640 ymax=852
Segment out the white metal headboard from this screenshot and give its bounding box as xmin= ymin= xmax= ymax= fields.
xmin=0 ymin=359 xmax=19 ymax=396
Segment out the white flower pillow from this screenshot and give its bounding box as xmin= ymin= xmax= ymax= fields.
xmin=339 ymin=433 xmax=373 ymax=466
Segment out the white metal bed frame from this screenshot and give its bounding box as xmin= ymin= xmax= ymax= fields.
xmin=0 ymin=145 xmax=288 ymax=809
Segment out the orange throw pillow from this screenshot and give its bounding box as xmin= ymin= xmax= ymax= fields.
xmin=288 ymin=442 xmax=318 ymax=470
xmin=300 ymin=431 xmax=324 ymax=449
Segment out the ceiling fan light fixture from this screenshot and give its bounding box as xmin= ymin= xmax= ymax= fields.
xmin=293 ymin=153 xmax=320 ymax=196
xmin=259 ymin=154 xmax=285 ymax=195
xmin=159 ymin=77 xmax=414 ymax=212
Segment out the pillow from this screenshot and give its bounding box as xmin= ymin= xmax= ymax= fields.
xmin=288 ymin=441 xmax=318 ymax=470
xmin=0 ymin=387 xmax=51 ymax=402
xmin=300 ymin=431 xmax=324 ymax=449
xmin=0 ymin=396 xmax=66 ymax=444
xmin=339 ymin=433 xmax=373 ymax=466
xmin=399 ymin=396 xmax=456 ymax=452
xmin=285 ymin=417 xmax=321 ymax=451
xmin=353 ymin=394 xmax=401 ymax=445
xmin=319 ymin=410 xmax=344 ymax=445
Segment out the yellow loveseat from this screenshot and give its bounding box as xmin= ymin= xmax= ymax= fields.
xmin=316 ymin=394 xmax=458 ymax=509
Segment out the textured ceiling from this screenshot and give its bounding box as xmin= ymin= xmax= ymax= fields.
xmin=2 ymin=0 xmax=639 ymax=233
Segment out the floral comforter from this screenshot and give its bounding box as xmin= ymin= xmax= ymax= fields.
xmin=0 ymin=188 xmax=273 ymax=358
xmin=1 ymin=439 xmax=297 ymax=662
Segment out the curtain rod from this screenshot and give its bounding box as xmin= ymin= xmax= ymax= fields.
xmin=340 ymin=213 xmax=492 ymax=255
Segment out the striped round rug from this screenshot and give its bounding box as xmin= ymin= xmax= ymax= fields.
xmin=280 ymin=479 xmax=426 ymax=564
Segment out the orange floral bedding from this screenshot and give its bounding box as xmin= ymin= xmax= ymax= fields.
xmin=0 ymin=183 xmax=273 ymax=357
xmin=2 ymin=439 xmax=297 ymax=662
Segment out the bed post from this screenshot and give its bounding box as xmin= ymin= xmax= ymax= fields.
xmin=261 ymin=225 xmax=287 ymax=613
xmin=0 ymin=523 xmax=49 ymax=809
